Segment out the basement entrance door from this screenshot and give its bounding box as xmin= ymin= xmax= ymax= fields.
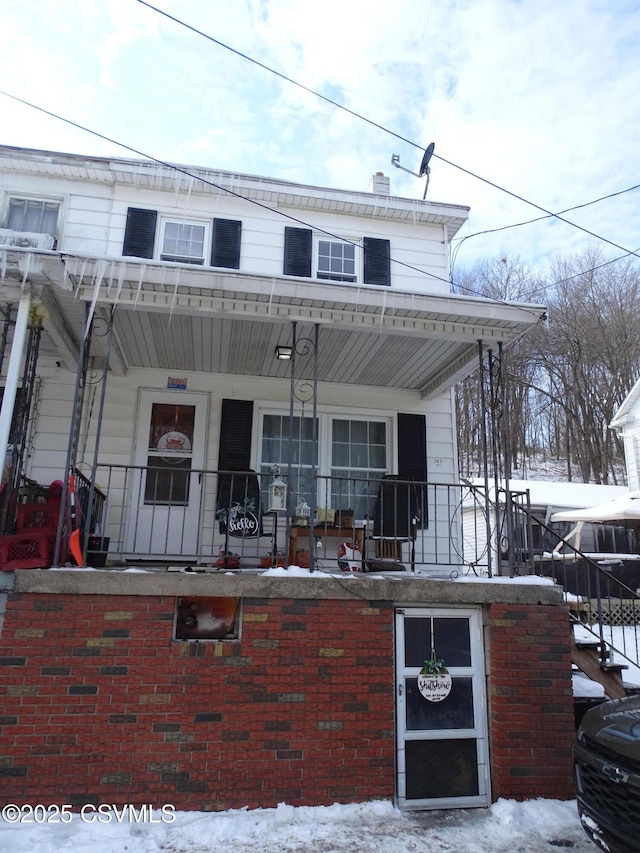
xmin=395 ymin=607 xmax=490 ymax=809
xmin=128 ymin=390 xmax=209 ymax=559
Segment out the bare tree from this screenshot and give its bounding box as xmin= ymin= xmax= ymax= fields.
xmin=455 ymin=250 xmax=640 ymax=484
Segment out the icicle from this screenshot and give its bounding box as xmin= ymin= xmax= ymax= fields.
xmin=379 ymin=289 xmax=387 ymax=331
xmin=134 ymin=263 xmax=146 ymax=307
xmin=267 ymin=278 xmax=276 ymax=316
xmin=20 ymin=251 xmax=32 ymax=284
xmin=115 ymin=262 xmax=126 ymax=306
xmin=84 ymin=259 xmax=109 ymax=339
xmin=169 ymin=266 xmax=181 ymax=320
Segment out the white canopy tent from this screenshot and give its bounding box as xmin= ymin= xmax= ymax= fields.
xmin=550 ymin=491 xmax=640 ymax=524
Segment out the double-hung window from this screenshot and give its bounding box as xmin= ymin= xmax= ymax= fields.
xmin=284 ymin=226 xmax=391 ymax=286
xmin=160 ymin=219 xmax=208 ymax=265
xmin=4 ymin=198 xmax=60 ymax=247
xmin=259 ymin=411 xmax=389 ymax=519
xmin=316 ymin=239 xmax=357 ymax=282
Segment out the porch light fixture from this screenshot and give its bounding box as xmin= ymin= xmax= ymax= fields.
xmin=275 ymin=345 xmax=293 ymax=361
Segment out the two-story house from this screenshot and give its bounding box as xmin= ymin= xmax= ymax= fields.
xmin=0 ymin=145 xmax=546 ymax=573
xmin=0 ymin=145 xmax=581 ymax=815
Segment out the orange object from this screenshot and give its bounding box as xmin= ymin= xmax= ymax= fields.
xmin=68 ymin=474 xmax=83 ymax=566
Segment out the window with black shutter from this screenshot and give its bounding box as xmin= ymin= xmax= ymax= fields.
xmin=211 ymin=218 xmax=242 ymax=269
xmin=363 ymin=237 xmax=391 ymax=286
xmin=123 ymin=208 xmax=157 ymax=259
xmin=283 ymin=227 xmax=312 ymax=277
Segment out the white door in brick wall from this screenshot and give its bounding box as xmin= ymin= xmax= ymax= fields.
xmin=395 ymin=607 xmax=490 ymax=809
xmin=127 ymin=390 xmax=209 ymax=559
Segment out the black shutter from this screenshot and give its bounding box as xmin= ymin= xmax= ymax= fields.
xmin=218 ymin=399 xmax=253 ymax=470
xmin=211 ymin=218 xmax=242 ymax=269
xmin=363 ymin=237 xmax=391 ymax=286
xmin=217 ymin=399 xmax=261 ymax=535
xmin=123 ymin=208 xmax=157 ymax=258
xmin=397 ymin=413 xmax=427 ymax=528
xmin=283 ymin=227 xmax=312 ymax=277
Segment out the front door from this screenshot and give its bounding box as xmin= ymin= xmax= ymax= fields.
xmin=128 ymin=390 xmax=209 ymax=558
xmin=395 ymin=607 xmax=490 ymax=809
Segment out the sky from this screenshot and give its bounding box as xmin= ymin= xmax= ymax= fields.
xmin=0 ymin=797 xmax=596 ymax=852
xmin=1 ymin=0 xmax=640 ymax=275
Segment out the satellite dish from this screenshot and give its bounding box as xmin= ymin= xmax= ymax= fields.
xmin=390 ymin=142 xmax=435 ymax=198
xmin=419 ymin=142 xmax=435 ymax=176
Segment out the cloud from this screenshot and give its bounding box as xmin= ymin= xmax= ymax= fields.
xmin=1 ymin=0 xmax=639 ymax=273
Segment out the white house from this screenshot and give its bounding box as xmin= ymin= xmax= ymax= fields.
xmin=0 ymin=145 xmax=546 ymax=573
xmin=610 ymin=376 xmax=640 ymax=492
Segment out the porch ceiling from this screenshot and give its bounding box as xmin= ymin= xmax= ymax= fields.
xmin=2 ymin=251 xmax=547 ymax=399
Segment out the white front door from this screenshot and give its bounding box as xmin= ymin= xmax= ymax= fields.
xmin=395 ymin=607 xmax=490 ymax=809
xmin=128 ymin=390 xmax=209 ymax=558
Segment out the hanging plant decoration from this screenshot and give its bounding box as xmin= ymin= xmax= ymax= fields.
xmin=417 ymin=657 xmax=452 ymax=703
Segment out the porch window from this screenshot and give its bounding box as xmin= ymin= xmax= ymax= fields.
xmin=5 ymin=198 xmax=59 ymax=238
xmin=260 ymin=414 xmax=317 ymax=509
xmin=330 ymin=418 xmax=387 ymax=518
xmin=259 ymin=411 xmax=389 ymax=519
xmin=160 ymin=219 xmax=207 ymax=265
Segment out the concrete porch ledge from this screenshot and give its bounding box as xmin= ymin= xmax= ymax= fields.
xmin=12 ymin=568 xmax=565 ymax=606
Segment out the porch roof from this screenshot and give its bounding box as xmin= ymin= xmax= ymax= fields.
xmin=1 ymin=249 xmax=546 ymax=399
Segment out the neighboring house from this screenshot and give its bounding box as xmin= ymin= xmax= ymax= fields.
xmin=462 ymin=478 xmax=630 ymax=576
xmin=0 ymin=147 xmax=577 ymax=814
xmin=0 ymin=145 xmax=547 ymax=574
xmin=610 ymin=376 xmax=640 ymax=491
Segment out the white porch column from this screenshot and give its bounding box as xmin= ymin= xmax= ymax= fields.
xmin=0 ymin=289 xmax=31 ymax=471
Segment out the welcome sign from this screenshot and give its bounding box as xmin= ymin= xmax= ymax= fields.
xmin=227 ymin=504 xmax=260 ymax=538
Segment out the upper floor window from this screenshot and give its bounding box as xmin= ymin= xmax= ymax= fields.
xmin=5 ymin=198 xmax=59 ymax=238
xmin=284 ymin=226 xmax=390 ymax=286
xmin=160 ymin=219 xmax=207 ymax=265
xmin=317 ymin=239 xmax=356 ymax=282
xmin=122 ymin=207 xmax=242 ymax=269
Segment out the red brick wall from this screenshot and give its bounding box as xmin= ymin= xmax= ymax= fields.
xmin=0 ymin=593 xmax=575 ymax=809
xmin=488 ymin=603 xmax=575 ymax=800
xmin=0 ymin=593 xmax=396 ymax=810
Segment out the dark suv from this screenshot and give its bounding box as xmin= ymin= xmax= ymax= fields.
xmin=574 ymin=694 xmax=640 ymax=852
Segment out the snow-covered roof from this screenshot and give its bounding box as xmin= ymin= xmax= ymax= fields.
xmin=465 ymin=478 xmax=628 ymax=510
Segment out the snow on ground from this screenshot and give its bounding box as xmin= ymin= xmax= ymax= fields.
xmin=0 ymin=798 xmax=595 ymax=852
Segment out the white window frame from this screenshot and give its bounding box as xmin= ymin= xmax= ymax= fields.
xmin=159 ymin=216 xmax=210 ymax=265
xmin=314 ymin=235 xmax=359 ymax=283
xmin=2 ymin=195 xmax=62 ymax=241
xmin=256 ymin=406 xmax=392 ymax=519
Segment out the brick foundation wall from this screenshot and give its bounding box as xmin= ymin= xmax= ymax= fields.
xmin=0 ymin=586 xmax=575 ymax=810
xmin=488 ymin=603 xmax=575 ymax=800
xmin=0 ymin=593 xmax=396 ymax=810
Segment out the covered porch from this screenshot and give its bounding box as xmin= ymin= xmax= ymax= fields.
xmin=0 ymin=246 xmax=546 ymax=573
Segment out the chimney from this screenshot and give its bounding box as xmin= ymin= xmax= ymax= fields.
xmin=369 ymin=171 xmax=390 ymax=195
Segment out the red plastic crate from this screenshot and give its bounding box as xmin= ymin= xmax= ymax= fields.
xmin=17 ymin=501 xmax=60 ymax=530
xmin=0 ymin=531 xmax=56 ymax=571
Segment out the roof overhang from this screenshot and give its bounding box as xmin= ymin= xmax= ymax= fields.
xmin=0 ymin=248 xmax=547 ymax=399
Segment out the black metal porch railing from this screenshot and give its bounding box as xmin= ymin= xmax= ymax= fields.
xmin=493 ymin=488 xmax=640 ymax=679
xmin=66 ymin=464 xmax=475 ymax=574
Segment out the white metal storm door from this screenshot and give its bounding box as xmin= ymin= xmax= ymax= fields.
xmin=395 ymin=607 xmax=490 ymax=809
xmin=128 ymin=391 xmax=209 ymax=559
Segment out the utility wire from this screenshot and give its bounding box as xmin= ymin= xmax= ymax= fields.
xmin=2 ymin=88 xmax=526 ymax=306
xmin=135 ymin=0 xmax=640 ymax=263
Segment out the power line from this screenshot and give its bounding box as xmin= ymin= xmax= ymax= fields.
xmin=135 ymin=0 xmax=640 ymax=263
xmin=1 ymin=88 xmax=514 ymax=304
